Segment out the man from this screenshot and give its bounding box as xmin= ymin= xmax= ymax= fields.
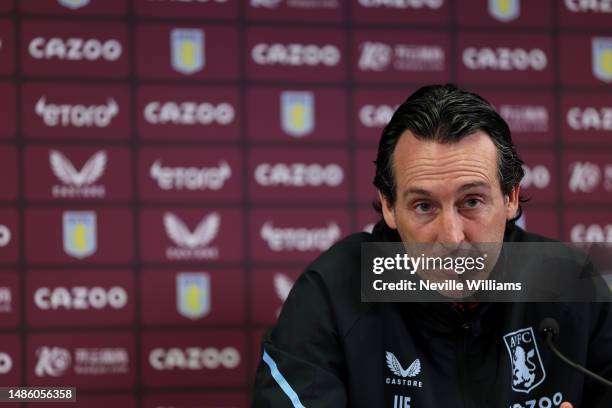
xmin=251 ymin=84 xmax=612 ymax=407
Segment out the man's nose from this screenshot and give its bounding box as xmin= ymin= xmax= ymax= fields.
xmin=437 ymin=208 xmax=465 ymax=245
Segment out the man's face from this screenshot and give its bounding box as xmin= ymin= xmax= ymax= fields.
xmin=380 ymin=130 xmax=519 ymax=245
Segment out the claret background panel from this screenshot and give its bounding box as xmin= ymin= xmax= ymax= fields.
xmin=0 ymin=0 xmax=610 ymax=406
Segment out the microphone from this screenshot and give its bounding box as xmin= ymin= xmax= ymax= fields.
xmin=538 ymin=318 xmax=612 ymax=389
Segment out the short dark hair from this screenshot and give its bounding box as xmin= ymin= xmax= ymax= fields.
xmin=373 ymin=84 xmax=526 ymax=224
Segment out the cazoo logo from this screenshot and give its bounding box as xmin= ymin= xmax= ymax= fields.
xmin=251 ymin=43 xmax=341 ymax=67
xmin=521 ymin=165 xmax=550 ymax=189
xmin=33 ymin=286 xmax=128 ymax=311
xmin=462 ymin=47 xmax=547 ymax=71
xmin=28 ymin=37 xmax=122 ymax=61
xmin=143 ymin=100 xmax=235 ymax=126
xmin=149 ymin=347 xmax=240 ymax=371
xmin=570 ymin=224 xmax=612 ymax=242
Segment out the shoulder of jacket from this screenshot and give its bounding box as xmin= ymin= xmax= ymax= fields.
xmin=301 ymin=232 xmax=374 ymax=335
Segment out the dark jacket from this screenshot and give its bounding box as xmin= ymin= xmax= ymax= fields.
xmin=252 ymin=222 xmax=612 ymax=407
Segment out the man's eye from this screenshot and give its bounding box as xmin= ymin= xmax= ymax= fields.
xmin=464 ymin=198 xmax=482 ymax=208
xmin=414 ymin=202 xmax=432 ymax=214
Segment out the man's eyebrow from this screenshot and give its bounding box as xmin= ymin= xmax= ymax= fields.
xmin=402 ymin=188 xmax=432 ymax=199
xmin=457 ymin=181 xmax=490 ymax=192
xmin=402 ymin=182 xmax=490 ymax=199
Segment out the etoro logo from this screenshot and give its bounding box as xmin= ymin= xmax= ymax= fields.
xmin=50 ymin=150 xmax=107 ymax=199
xmin=164 ymin=212 xmax=220 ymax=260
xmin=150 ymin=160 xmax=231 ymax=191
xmin=251 ymin=43 xmax=341 ymax=67
xmin=29 ymin=37 xmax=122 ymax=61
xmin=36 ymin=97 xmax=119 ymax=128
xmin=149 ymin=347 xmax=240 ymax=370
xmin=171 ymin=29 xmax=205 ymax=75
xmin=385 ymin=351 xmax=423 ymax=388
xmin=35 ymin=347 xmax=71 ymax=377
xmin=260 ymin=221 xmax=340 ymax=252
xmin=34 ymin=286 xmax=128 ymax=310
xmin=144 ymin=100 xmax=235 ymax=126
xmin=0 ymin=352 xmax=12 ymax=374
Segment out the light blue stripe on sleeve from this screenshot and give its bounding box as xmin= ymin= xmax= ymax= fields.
xmin=262 ymin=349 xmax=307 ymax=408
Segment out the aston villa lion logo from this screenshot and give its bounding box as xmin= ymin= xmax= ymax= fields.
xmin=281 ymin=91 xmax=314 ymax=138
xmin=62 ymin=211 xmax=97 ymax=259
xmin=488 ymin=0 xmax=520 ymax=22
xmin=58 ymin=0 xmax=90 ymax=10
xmin=176 ymin=272 xmax=210 ymax=320
xmin=592 ymin=37 xmax=612 ymax=83
xmin=171 ymin=29 xmax=205 ymax=75
xmin=503 ymin=327 xmax=546 ymax=394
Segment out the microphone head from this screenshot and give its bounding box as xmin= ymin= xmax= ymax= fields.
xmin=538 ymin=317 xmax=560 ymax=341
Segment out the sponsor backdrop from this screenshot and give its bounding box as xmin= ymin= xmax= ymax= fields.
xmin=0 ymin=0 xmax=611 ymax=406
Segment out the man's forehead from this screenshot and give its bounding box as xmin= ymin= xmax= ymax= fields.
xmin=394 ymin=129 xmax=496 ymax=155
xmin=392 ymin=130 xmax=500 ymax=190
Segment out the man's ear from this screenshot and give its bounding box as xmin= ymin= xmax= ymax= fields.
xmin=378 ymin=191 xmax=397 ymax=230
xmin=505 ymin=185 xmax=520 ymax=220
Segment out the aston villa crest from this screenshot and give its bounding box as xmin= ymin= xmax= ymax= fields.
xmin=176 ymin=272 xmax=210 ymax=320
xmin=488 ymin=0 xmax=520 ymax=23
xmin=58 ymin=0 xmax=90 ymax=9
xmin=171 ymin=28 xmax=205 ymax=75
xmin=63 ymin=211 xmax=97 ymax=259
xmin=503 ymin=327 xmax=546 ymax=394
xmin=281 ymin=91 xmax=314 ymax=138
xmin=592 ymin=37 xmax=612 ymax=83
